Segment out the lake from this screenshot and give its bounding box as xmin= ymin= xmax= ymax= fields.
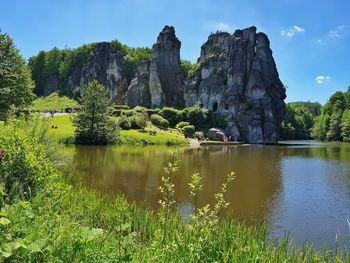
xmin=68 ymin=141 xmax=350 ymax=250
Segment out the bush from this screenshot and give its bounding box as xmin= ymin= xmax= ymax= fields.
xmin=145 ymin=108 xmax=160 ymax=116
xmin=150 ymin=114 xmax=169 ymax=129
xmin=159 ymin=107 xmax=183 ymax=127
xmin=118 ymin=116 xmax=132 ymax=130
xmin=183 ymin=105 xmax=209 ymax=130
xmin=176 ymin=121 xmax=190 ymax=131
xmin=118 ymin=114 xmax=147 ymax=130
xmin=64 ymin=105 xmax=81 ymax=113
xmin=195 ymin=131 xmax=204 ymax=138
xmin=130 ymin=115 xmax=147 ymax=129
xmin=182 ymin=125 xmax=195 ymax=137
xmin=0 ymin=122 xmax=57 ymax=203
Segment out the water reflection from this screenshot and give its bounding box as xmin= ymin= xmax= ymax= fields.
xmin=69 ymin=141 xmax=350 ymax=250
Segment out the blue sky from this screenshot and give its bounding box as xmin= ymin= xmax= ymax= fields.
xmin=1 ymin=0 xmax=349 ymax=104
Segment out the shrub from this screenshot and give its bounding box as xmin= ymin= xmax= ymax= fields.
xmin=182 ymin=125 xmax=195 ymax=137
xmin=195 ymin=131 xmax=204 ymax=138
xmin=118 ymin=116 xmax=132 ymax=130
xmin=130 ymin=115 xmax=147 ymax=129
xmin=183 ymin=105 xmax=209 ymax=130
xmin=150 ymin=114 xmax=169 ymax=129
xmin=146 ymin=108 xmax=160 ymax=116
xmin=159 ymin=107 xmax=183 ymax=127
xmin=64 ymin=105 xmax=81 ymax=113
xmin=0 ymin=122 xmax=57 ymax=203
xmin=118 ymin=114 xmax=147 ymax=130
xmin=176 ymin=121 xmax=190 ymax=131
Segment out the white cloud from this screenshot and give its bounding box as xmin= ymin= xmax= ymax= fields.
xmin=281 ymin=26 xmax=305 ymax=38
xmin=315 ymin=75 xmax=331 ymax=84
xmin=207 ymin=22 xmax=231 ymax=32
xmin=216 ymin=22 xmax=230 ymax=31
xmin=329 ymin=25 xmax=346 ymax=38
xmin=316 ymin=25 xmax=349 ymax=46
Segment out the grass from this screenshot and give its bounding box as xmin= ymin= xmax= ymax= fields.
xmin=120 ymin=128 xmax=187 ymax=146
xmin=33 ymin=115 xmax=187 ymax=145
xmin=41 ymin=115 xmax=76 ymax=143
xmin=29 ymin=92 xmax=78 ymax=112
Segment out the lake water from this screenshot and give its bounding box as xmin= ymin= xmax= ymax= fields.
xmin=68 ymin=141 xmax=350 ymax=250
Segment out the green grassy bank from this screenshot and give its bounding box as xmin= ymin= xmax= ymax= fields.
xmin=38 ymin=115 xmax=187 ymax=145
xmin=29 ymin=92 xmax=78 ymax=112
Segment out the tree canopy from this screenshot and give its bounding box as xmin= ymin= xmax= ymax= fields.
xmin=0 ymin=30 xmax=34 ymax=120
xmin=28 ymin=40 xmax=152 ymax=97
xmin=280 ymin=103 xmax=316 ymax=140
xmin=311 ymin=88 xmax=350 ymax=141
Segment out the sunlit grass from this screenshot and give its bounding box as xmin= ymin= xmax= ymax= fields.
xmin=120 ymin=129 xmax=187 ymax=145
xmin=29 ymin=92 xmax=78 ymax=112
xmin=29 ymin=115 xmax=187 ymax=145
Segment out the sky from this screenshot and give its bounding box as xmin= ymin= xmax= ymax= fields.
xmin=1 ymin=0 xmax=349 ymax=104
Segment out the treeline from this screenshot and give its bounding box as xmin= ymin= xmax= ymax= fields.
xmin=28 ymin=40 xmax=152 ymax=96
xmin=280 ymin=101 xmax=321 ymax=140
xmin=311 ymin=88 xmax=350 ymax=142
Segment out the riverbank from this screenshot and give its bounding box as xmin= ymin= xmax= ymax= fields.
xmin=1 ymin=121 xmax=348 ymax=262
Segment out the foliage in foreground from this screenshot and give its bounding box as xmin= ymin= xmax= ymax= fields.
xmin=73 ymin=80 xmax=119 ymax=145
xmin=0 ymin=122 xmax=349 ymax=262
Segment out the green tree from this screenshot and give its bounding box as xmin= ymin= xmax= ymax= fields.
xmin=0 ymin=30 xmax=34 ymax=120
xmin=181 ymin=60 xmax=199 ymax=78
xmin=341 ymin=108 xmax=350 ymax=141
xmin=326 ymin=109 xmax=342 ymax=141
xmin=312 ymin=89 xmax=349 ymax=141
xmin=73 ymin=80 xmax=118 ymax=145
xmin=28 ymin=51 xmax=46 ymax=95
xmin=280 ymin=103 xmax=315 ymax=139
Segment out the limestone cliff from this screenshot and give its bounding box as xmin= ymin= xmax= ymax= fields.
xmin=184 ymin=26 xmax=286 ymax=144
xmin=125 ymin=26 xmax=184 ymax=108
xmin=124 ymin=61 xmax=151 ymax=108
xmin=67 ymin=42 xmax=129 ymax=104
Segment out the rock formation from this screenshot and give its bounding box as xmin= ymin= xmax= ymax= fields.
xmin=67 ymin=42 xmax=129 ymax=104
xmin=32 ymin=25 xmax=286 ymax=144
xmin=184 ymin=26 xmax=286 ymax=144
xmin=125 ymin=26 xmax=185 ymax=108
xmin=124 ymin=61 xmax=151 ymax=108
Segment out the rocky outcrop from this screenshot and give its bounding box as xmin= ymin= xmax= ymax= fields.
xmin=124 ymin=61 xmax=151 ymax=108
xmin=67 ymin=42 xmax=129 ymax=104
xmin=149 ymin=26 xmax=184 ymax=108
xmin=184 ymin=26 xmax=286 ymax=144
xmin=125 ymin=25 xmax=185 ymax=108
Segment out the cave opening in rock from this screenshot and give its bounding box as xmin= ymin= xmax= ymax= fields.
xmin=213 ymin=101 xmax=218 ymax=112
xmin=224 ymin=102 xmax=229 ymax=110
